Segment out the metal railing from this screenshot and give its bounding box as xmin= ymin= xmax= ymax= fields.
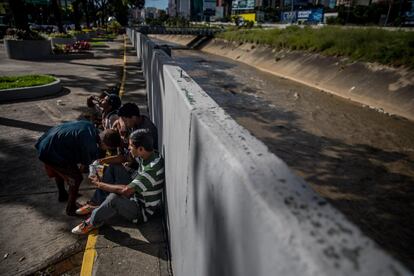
xmin=134 ymin=25 xmax=222 ymax=36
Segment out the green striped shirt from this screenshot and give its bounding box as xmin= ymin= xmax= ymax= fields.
xmin=127 ymin=151 xmax=165 ymax=222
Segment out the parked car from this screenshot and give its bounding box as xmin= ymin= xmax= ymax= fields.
xmin=29 ymin=23 xmax=58 ymax=33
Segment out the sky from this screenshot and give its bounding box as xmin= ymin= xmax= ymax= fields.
xmin=145 ymin=0 xmax=168 ymax=10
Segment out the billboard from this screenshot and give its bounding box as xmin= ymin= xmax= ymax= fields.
xmin=281 ymin=11 xmax=297 ymax=22
xmin=204 ymin=0 xmax=216 ymax=10
xmin=232 ymin=0 xmax=255 ymax=10
xmin=282 ymin=8 xmax=323 ymax=23
xmin=298 ymin=8 xmax=323 ymax=23
xmin=239 ymin=13 xmax=256 ymax=21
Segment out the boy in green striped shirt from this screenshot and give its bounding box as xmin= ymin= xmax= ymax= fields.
xmin=71 ymin=129 xmax=165 ymax=235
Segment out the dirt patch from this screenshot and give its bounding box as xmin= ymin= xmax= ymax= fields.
xmin=33 ymin=251 xmax=83 ymax=276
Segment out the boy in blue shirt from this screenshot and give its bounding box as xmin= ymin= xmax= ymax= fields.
xmin=35 ymin=120 xmax=121 ymax=215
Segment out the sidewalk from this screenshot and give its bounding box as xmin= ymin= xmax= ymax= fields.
xmin=83 ymin=40 xmax=171 ymax=276
xmin=0 ymin=37 xmax=169 ymax=275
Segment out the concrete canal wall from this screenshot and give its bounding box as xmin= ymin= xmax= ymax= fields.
xmin=126 ymin=28 xmax=410 ymax=276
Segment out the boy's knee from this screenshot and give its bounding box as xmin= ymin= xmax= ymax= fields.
xmin=106 ymin=193 xmax=123 ymax=206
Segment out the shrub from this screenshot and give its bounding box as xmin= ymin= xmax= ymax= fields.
xmin=68 ymin=30 xmax=86 ymax=36
xmin=216 ymin=26 xmax=414 ymax=68
xmin=5 ymin=28 xmax=45 ymax=40
xmin=49 ymin=32 xmax=73 ymax=38
xmin=108 ymin=20 xmax=122 ymax=34
xmin=244 ymin=20 xmax=255 ymax=28
xmin=56 ymin=41 xmax=91 ymax=54
xmin=53 ymin=43 xmax=68 ymax=54
xmin=72 ymin=41 xmax=90 ymax=50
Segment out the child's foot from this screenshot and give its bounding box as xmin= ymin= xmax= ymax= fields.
xmin=71 ymin=219 xmax=96 ymax=235
xmin=75 ymin=204 xmax=98 ymax=215
xmin=66 ymin=202 xmax=82 ymax=216
xmin=58 ymin=191 xmax=69 ymax=202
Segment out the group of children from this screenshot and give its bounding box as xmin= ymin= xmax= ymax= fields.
xmin=35 ymin=92 xmax=164 ymax=235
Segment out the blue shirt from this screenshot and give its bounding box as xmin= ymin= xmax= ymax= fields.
xmin=35 ymin=121 xmax=99 ymax=167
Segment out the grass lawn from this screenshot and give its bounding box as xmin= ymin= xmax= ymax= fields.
xmin=90 ymin=34 xmax=117 ymax=42
xmin=0 ymin=75 xmax=56 ymax=90
xmin=217 ymin=26 xmax=414 ymax=68
xmin=90 ymin=41 xmax=109 ymax=48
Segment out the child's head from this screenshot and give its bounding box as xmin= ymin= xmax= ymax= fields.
xmin=101 ymin=93 xmax=121 ymax=112
xmin=99 ymin=129 xmax=121 ymax=150
xmin=128 ymin=129 xmax=154 ymax=158
xmin=118 ymin=103 xmax=140 ymax=128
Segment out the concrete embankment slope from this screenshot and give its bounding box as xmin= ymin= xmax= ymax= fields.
xmin=151 ymin=34 xmax=414 ymax=122
xmin=128 ymin=29 xmax=411 ymax=276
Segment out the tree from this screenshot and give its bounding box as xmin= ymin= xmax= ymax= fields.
xmin=72 ymin=0 xmax=82 ymax=30
xmin=51 ymin=0 xmax=64 ymax=32
xmin=8 ymin=0 xmax=28 ymax=30
xmin=81 ymin=0 xmax=91 ymax=28
xmin=94 ymin=0 xmax=110 ymax=26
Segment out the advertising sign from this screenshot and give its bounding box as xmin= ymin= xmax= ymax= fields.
xmin=204 ymin=0 xmax=216 ymax=10
xmin=281 ymin=11 xmax=297 ymax=22
xmin=215 ymin=6 xmax=224 ymax=18
xmin=240 ymin=13 xmax=256 ymax=21
xmin=297 ymin=8 xmax=324 ymax=23
xmin=232 ymin=0 xmax=255 ymax=10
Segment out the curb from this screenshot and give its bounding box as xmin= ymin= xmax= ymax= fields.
xmin=0 ymin=78 xmax=62 ymax=102
xmin=80 ymin=230 xmax=98 ymax=276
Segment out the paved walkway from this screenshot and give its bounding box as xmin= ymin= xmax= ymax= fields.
xmin=0 ymin=37 xmax=169 ymax=275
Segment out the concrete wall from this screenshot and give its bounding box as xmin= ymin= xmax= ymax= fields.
xmin=4 ymin=39 xmax=52 ymax=60
xmin=126 ymin=28 xmax=411 ymax=276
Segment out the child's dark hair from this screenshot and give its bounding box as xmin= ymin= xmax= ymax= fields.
xmin=100 ymin=129 xmax=121 ymax=149
xmin=118 ymin=103 xmax=140 ymax=118
xmin=129 ymin=129 xmax=153 ymax=151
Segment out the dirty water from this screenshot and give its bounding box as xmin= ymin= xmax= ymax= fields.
xmin=171 ymin=49 xmax=414 ymax=271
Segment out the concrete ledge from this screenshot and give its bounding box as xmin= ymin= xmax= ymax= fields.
xmin=0 ymin=78 xmax=62 ymax=102
xmin=4 ymin=39 xmax=52 ymax=60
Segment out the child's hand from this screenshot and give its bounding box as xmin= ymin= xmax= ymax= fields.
xmin=89 ymin=175 xmax=99 ymax=187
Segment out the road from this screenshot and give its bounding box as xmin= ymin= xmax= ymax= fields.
xmin=170 ymin=48 xmax=414 ymax=271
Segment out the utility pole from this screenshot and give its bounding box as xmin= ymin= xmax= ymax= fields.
xmin=384 ymin=0 xmax=392 ymax=26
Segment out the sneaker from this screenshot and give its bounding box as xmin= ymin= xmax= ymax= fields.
xmin=71 ymin=220 xmax=95 ymax=235
xmin=75 ymin=204 xmax=98 ymax=215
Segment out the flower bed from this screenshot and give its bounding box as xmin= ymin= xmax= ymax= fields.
xmin=4 ymin=28 xmax=52 ymax=60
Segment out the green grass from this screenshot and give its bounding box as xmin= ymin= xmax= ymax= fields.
xmin=0 ymin=75 xmax=56 ymax=90
xmin=91 ymin=33 xmax=117 ymax=42
xmin=90 ymin=41 xmax=108 ymax=48
xmin=216 ymin=26 xmax=414 ymax=68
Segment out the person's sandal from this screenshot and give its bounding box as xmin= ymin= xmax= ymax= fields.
xmin=71 ymin=219 xmax=96 ymax=235
xmin=75 ymin=204 xmax=98 ymax=215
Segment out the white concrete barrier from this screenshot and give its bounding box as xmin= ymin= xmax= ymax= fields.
xmin=127 ymin=28 xmax=411 ymax=276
